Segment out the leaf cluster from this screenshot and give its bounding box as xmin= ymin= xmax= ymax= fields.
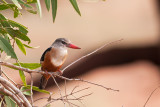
xmin=0 ymin=0 xmax=82 ymax=106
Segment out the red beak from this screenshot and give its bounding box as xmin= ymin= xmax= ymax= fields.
xmin=67 ymin=43 xmax=81 ymax=49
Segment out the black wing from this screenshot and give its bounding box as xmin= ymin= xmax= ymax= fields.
xmin=40 ymin=47 xmax=52 ymax=62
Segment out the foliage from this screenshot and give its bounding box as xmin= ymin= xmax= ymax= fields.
xmin=0 ymin=0 xmax=82 ymax=106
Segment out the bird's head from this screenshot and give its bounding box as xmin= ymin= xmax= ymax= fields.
xmin=52 ymin=38 xmax=81 ymax=49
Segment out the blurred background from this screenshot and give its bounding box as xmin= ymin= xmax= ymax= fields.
xmin=2 ymin=0 xmax=160 ymax=106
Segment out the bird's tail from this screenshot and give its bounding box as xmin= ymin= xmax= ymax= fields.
xmin=39 ymin=75 xmax=50 ymax=89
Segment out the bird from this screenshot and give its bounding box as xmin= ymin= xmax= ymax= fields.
xmin=39 ymin=38 xmax=81 ymax=89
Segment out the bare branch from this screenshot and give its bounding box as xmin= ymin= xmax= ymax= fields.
xmin=53 ymin=75 xmax=119 ymax=92
xmin=2 ymin=70 xmax=18 ymax=87
xmin=34 ymin=87 xmax=90 ymax=103
xmin=61 ymin=39 xmax=123 ymax=73
xmin=64 ymin=80 xmax=72 ymax=107
xmin=0 ymin=76 xmax=31 ymax=107
xmin=51 ymin=75 xmax=66 ymax=106
xmin=30 ymin=73 xmax=34 ymax=106
xmin=0 ymin=86 xmax=23 ymax=106
xmin=143 ymin=86 xmax=160 ymax=107
xmin=0 ymin=61 xmax=118 ymax=92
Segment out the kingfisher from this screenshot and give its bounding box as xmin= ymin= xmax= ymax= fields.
xmin=39 ymin=38 xmax=81 ymax=89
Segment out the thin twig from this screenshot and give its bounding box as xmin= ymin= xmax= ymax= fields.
xmin=64 ymin=80 xmax=72 ymax=106
xmin=61 ymin=39 xmax=123 ymax=73
xmin=41 ymin=87 xmax=91 ymax=107
xmin=12 ymin=39 xmax=16 ymax=49
xmin=54 ymin=75 xmax=119 ymax=92
xmin=51 ymin=75 xmax=66 ymax=107
xmin=143 ymin=86 xmax=160 ymax=107
xmin=30 ymin=73 xmax=34 ymax=106
xmin=34 ymin=87 xmax=90 ymax=103
xmin=2 ymin=70 xmax=18 ymax=87
xmin=71 ymin=85 xmax=79 ymax=94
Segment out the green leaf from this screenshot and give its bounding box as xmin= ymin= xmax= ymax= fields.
xmin=27 ymin=0 xmax=37 ymax=4
xmin=4 ymin=34 xmax=10 ymax=43
xmin=5 ymin=96 xmax=18 ymax=107
xmin=19 ymin=70 xmax=27 ymax=86
xmin=20 ymin=86 xmax=31 ymax=96
xmin=0 ymin=36 xmax=17 ymax=59
xmin=0 ymin=14 xmax=10 ymax=27
xmin=36 ymin=0 xmax=42 ymax=17
xmin=23 ymin=44 xmax=39 ymax=49
xmin=17 ymin=0 xmax=32 ymax=8
xmin=14 ymin=63 xmax=41 ymax=70
xmin=0 ymin=4 xmax=9 ymax=10
xmin=26 ymin=85 xmax=50 ymax=94
xmin=51 ymin=0 xmax=57 ymax=22
xmin=14 ymin=7 xmax=20 ymax=18
xmin=45 ymin=0 xmax=50 ymax=11
xmin=15 ymin=38 xmax=26 ymax=55
xmin=11 ymin=0 xmax=22 ymax=9
xmin=5 ymin=28 xmax=30 ymax=43
xmin=8 ymin=19 xmax=28 ymax=35
xmin=69 ymin=0 xmax=81 ymax=16
xmin=27 ymin=0 xmax=33 ymax=2
xmin=27 ymin=9 xmax=37 ymax=14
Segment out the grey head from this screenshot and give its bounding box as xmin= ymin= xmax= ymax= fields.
xmin=52 ymin=38 xmax=81 ymax=49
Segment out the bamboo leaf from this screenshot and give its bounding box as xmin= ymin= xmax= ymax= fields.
xmin=36 ymin=0 xmax=42 ymax=17
xmin=14 ymin=7 xmax=20 ymax=18
xmin=45 ymin=0 xmax=50 ymax=11
xmin=26 ymin=85 xmax=50 ymax=94
xmin=69 ymin=0 xmax=81 ymax=16
xmin=19 ymin=70 xmax=27 ymax=86
xmin=23 ymin=44 xmax=40 ymax=49
xmin=0 ymin=14 xmax=10 ymax=27
xmin=51 ymin=0 xmax=57 ymax=22
xmin=5 ymin=96 xmax=17 ymax=107
xmin=0 ymin=4 xmax=9 ymax=10
xmin=14 ymin=63 xmax=41 ymax=69
xmin=20 ymin=86 xmax=31 ymax=96
xmin=0 ymin=36 xmax=17 ymax=59
xmin=17 ymin=0 xmax=32 ymax=8
xmin=27 ymin=0 xmax=33 ymax=3
xmin=15 ymin=38 xmax=26 ymax=55
xmin=5 ymin=28 xmax=30 ymax=43
xmin=27 ymin=9 xmax=37 ymax=14
xmin=8 ymin=19 xmax=28 ymax=35
xmin=11 ymin=0 xmax=22 ymax=9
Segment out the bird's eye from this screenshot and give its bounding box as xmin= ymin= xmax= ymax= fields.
xmin=61 ymin=41 xmax=66 ymax=44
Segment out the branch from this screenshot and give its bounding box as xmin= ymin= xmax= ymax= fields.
xmin=61 ymin=39 xmax=123 ymax=73
xmin=0 ymin=76 xmax=31 ymax=107
xmin=51 ymin=75 xmax=66 ymax=106
xmin=42 ymin=86 xmax=91 ymax=107
xmin=0 ymin=86 xmax=23 ymax=106
xmin=53 ymin=74 xmax=119 ymax=92
xmin=30 ymin=73 xmax=34 ymax=106
xmin=143 ymin=86 xmax=160 ymax=107
xmin=34 ymin=87 xmax=90 ymax=103
xmin=2 ymin=70 xmax=18 ymax=87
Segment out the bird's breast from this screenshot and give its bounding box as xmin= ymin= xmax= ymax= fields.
xmin=51 ymin=48 xmax=68 ymax=67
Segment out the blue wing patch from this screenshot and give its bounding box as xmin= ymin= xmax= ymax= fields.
xmin=40 ymin=47 xmax=52 ymax=62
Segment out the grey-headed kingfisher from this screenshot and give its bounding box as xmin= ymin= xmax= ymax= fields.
xmin=39 ymin=38 xmax=81 ymax=89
